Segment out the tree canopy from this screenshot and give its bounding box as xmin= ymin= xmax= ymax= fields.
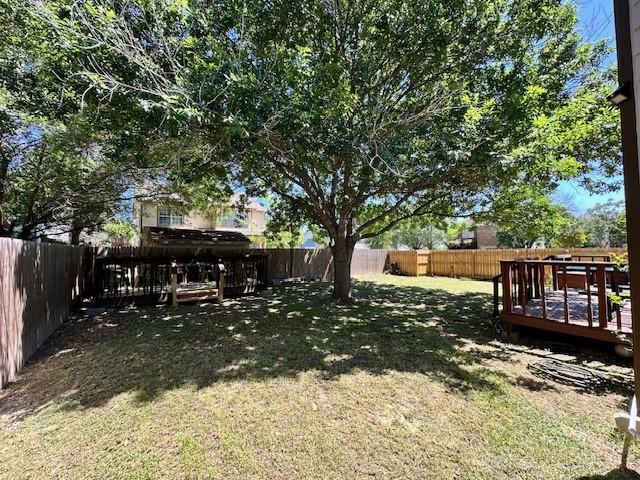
xmin=11 ymin=0 xmax=622 ymax=299
xmin=489 ymin=190 xmax=626 ymax=249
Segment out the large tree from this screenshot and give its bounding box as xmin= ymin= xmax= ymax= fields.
xmin=485 ymin=186 xmax=571 ymax=248
xmin=35 ymin=0 xmax=616 ymax=300
xmin=0 ymin=1 xmax=154 ymax=240
xmin=584 ymin=200 xmax=627 ymax=248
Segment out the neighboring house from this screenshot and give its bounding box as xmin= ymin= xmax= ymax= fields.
xmin=300 ymin=230 xmax=319 ymax=249
xmin=133 ymin=194 xmax=267 ymax=247
xmin=474 ymin=225 xmax=499 ymax=250
xmin=450 ymin=224 xmax=499 ymax=250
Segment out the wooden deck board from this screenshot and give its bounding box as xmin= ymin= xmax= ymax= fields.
xmin=176 ymin=282 xmax=219 ymax=293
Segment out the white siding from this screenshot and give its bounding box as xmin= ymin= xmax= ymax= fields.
xmin=141 ymin=203 xmax=158 ymax=228
xmin=137 ymin=200 xmax=265 ymax=236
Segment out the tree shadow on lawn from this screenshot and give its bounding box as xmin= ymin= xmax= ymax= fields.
xmin=0 ymin=279 xmax=619 ymax=418
xmin=576 ymin=468 xmax=640 ymax=479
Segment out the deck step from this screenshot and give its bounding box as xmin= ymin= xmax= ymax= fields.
xmin=174 ymin=282 xmax=220 ymax=303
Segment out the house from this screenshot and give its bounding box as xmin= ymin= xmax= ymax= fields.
xmin=449 ymin=224 xmax=499 ymax=250
xmin=474 ymin=225 xmax=499 ymax=249
xmin=133 ymin=194 xmax=267 ymax=247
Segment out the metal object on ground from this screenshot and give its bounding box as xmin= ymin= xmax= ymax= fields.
xmin=527 ymin=358 xmax=618 ymax=391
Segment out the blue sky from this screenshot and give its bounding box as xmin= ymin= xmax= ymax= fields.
xmin=556 ymin=0 xmax=623 ymax=212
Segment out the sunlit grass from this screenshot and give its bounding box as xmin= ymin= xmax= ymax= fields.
xmin=0 ymin=275 xmax=637 ymax=479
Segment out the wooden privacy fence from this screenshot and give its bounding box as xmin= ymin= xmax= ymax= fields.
xmin=0 ymin=243 xmax=386 ymax=388
xmin=0 ymin=239 xmax=88 ymax=388
xmin=387 ymin=250 xmax=430 ymax=276
xmin=94 ymin=246 xmax=389 ymax=282
xmin=388 ymin=248 xmax=627 ymax=280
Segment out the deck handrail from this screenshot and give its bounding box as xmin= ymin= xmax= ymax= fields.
xmin=500 ymin=259 xmax=616 ymax=267
xmin=499 ymin=258 xmax=626 ymax=334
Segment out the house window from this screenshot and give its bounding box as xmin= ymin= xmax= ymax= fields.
xmin=158 ymin=208 xmax=183 ymax=227
xmin=218 ymin=210 xmax=249 ymax=229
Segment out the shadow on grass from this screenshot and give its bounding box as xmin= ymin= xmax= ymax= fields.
xmin=576 ymin=468 xmax=640 ymax=479
xmin=0 ymin=278 xmax=612 ymax=418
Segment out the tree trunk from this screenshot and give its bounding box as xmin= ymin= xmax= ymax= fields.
xmin=19 ymin=225 xmax=33 ymax=240
xmin=331 ymin=239 xmax=355 ymax=301
xmin=0 ymin=151 xmax=10 ymax=207
xmin=70 ymin=226 xmax=83 ymax=245
xmin=0 ymin=152 xmax=11 ymax=236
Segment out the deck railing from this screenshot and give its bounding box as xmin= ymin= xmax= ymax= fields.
xmin=499 ymin=259 xmax=627 ymax=332
xmin=90 ymin=253 xmax=268 ymax=306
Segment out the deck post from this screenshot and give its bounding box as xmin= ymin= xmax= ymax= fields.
xmin=500 ymin=261 xmax=512 ymax=313
xmin=492 ymin=275 xmax=500 ymax=317
xmin=540 ymin=263 xmax=547 ymax=320
xmin=551 ymin=264 xmax=559 ymax=291
xmin=171 ymin=261 xmax=178 ymax=307
xmin=562 ymin=264 xmax=569 ymax=324
xmin=596 ymin=265 xmax=608 ymax=329
xmin=218 ymin=263 xmax=226 ymax=303
xmin=518 ymin=262 xmax=527 ymax=315
xmin=585 ymin=265 xmax=593 ymax=328
xmin=613 ymin=0 xmax=640 ymax=411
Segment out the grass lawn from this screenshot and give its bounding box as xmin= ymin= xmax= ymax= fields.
xmin=1 ymin=274 xmax=639 ymax=479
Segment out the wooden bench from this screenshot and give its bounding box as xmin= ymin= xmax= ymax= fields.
xmin=171 ymin=263 xmax=226 ymax=306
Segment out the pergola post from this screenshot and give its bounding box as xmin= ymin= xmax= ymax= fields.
xmin=613 ymin=0 xmax=640 ymax=400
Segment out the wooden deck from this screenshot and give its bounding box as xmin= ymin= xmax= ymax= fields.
xmin=90 ymin=255 xmax=268 ymax=306
xmin=499 ymin=259 xmax=632 ymax=344
xmin=506 ymin=290 xmax=632 ymax=343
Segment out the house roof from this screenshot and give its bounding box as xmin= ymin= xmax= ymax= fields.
xmin=135 ymin=185 xmax=267 ymax=213
xmin=229 ymin=194 xmax=267 ymax=212
xmin=146 ymin=227 xmax=251 ymax=244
